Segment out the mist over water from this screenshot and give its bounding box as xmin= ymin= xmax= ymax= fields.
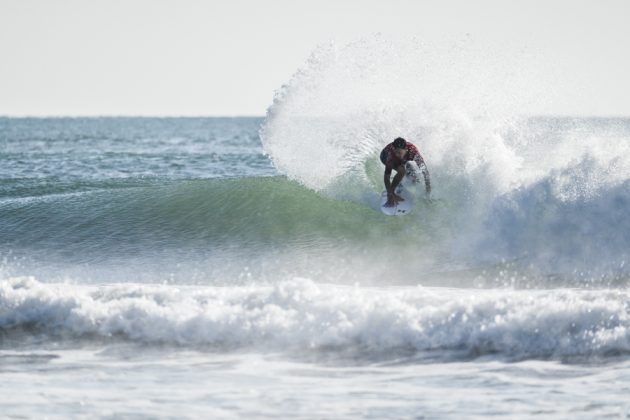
xmin=261 ymin=35 xmax=630 ymax=282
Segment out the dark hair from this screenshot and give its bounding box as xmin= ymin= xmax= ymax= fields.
xmin=393 ymin=137 xmax=407 ymax=149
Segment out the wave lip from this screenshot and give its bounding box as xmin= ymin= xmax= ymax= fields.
xmin=2 ymin=277 xmax=629 ymax=361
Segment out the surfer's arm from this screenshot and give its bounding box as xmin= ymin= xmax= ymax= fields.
xmin=389 ymin=165 xmax=406 ymax=192
xmin=384 ymin=167 xmax=392 ymax=193
xmin=414 ymin=156 xmax=431 ymax=195
xmin=420 ymin=163 xmax=431 ymax=195
xmin=384 ymin=166 xmax=405 ymax=205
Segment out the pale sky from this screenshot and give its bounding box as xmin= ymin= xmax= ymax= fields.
xmin=1 ymin=0 xmax=629 ymax=116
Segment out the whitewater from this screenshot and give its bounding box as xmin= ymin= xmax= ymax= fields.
xmin=1 ymin=37 xmax=630 ymax=418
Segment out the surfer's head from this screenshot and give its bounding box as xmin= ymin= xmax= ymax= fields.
xmin=393 ymin=137 xmax=407 ymax=158
xmin=393 ymin=137 xmax=407 ymax=149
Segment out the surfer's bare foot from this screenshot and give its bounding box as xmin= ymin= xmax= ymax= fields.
xmin=385 ymin=193 xmax=401 ymax=207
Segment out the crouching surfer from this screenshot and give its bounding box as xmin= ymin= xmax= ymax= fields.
xmin=380 ymin=137 xmax=431 ymax=207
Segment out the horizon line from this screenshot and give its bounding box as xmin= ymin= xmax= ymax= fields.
xmin=0 ymin=114 xmax=267 ymax=119
xmin=2 ymin=113 xmax=630 ymax=119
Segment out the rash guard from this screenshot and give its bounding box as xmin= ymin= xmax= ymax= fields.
xmin=381 ymin=142 xmax=426 ymax=174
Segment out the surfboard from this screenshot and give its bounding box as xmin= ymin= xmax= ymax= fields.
xmin=380 ymin=186 xmax=413 ymax=216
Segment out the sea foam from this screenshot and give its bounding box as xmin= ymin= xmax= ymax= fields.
xmin=2 ymin=277 xmax=629 ymax=360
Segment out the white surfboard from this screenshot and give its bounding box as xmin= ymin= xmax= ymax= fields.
xmin=380 ymin=186 xmax=413 ymax=216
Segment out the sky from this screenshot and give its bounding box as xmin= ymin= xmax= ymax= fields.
xmin=1 ymin=0 xmax=629 ymax=116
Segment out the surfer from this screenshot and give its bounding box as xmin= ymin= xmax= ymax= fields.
xmin=380 ymin=137 xmax=431 ymax=207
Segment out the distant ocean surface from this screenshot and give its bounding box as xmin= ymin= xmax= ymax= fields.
xmin=2 ymin=36 xmax=630 ymax=420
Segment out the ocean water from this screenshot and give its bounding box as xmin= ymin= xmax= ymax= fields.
xmin=2 ymin=38 xmax=630 ymax=418
xmin=1 ymin=115 xmax=629 ymax=419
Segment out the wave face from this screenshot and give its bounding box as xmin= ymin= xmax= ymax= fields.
xmin=260 ymin=36 xmax=630 ymax=280
xmin=0 ymin=175 xmax=462 ymax=288
xmin=3 ymin=172 xmax=625 ymax=287
xmin=2 ymin=277 xmax=629 ymax=361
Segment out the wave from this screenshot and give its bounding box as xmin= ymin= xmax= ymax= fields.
xmin=259 ymin=35 xmax=630 ymax=279
xmin=1 ymin=163 xmax=629 ymax=285
xmin=0 ymin=176 xmax=409 ymax=253
xmin=2 ymin=277 xmax=629 ymax=361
